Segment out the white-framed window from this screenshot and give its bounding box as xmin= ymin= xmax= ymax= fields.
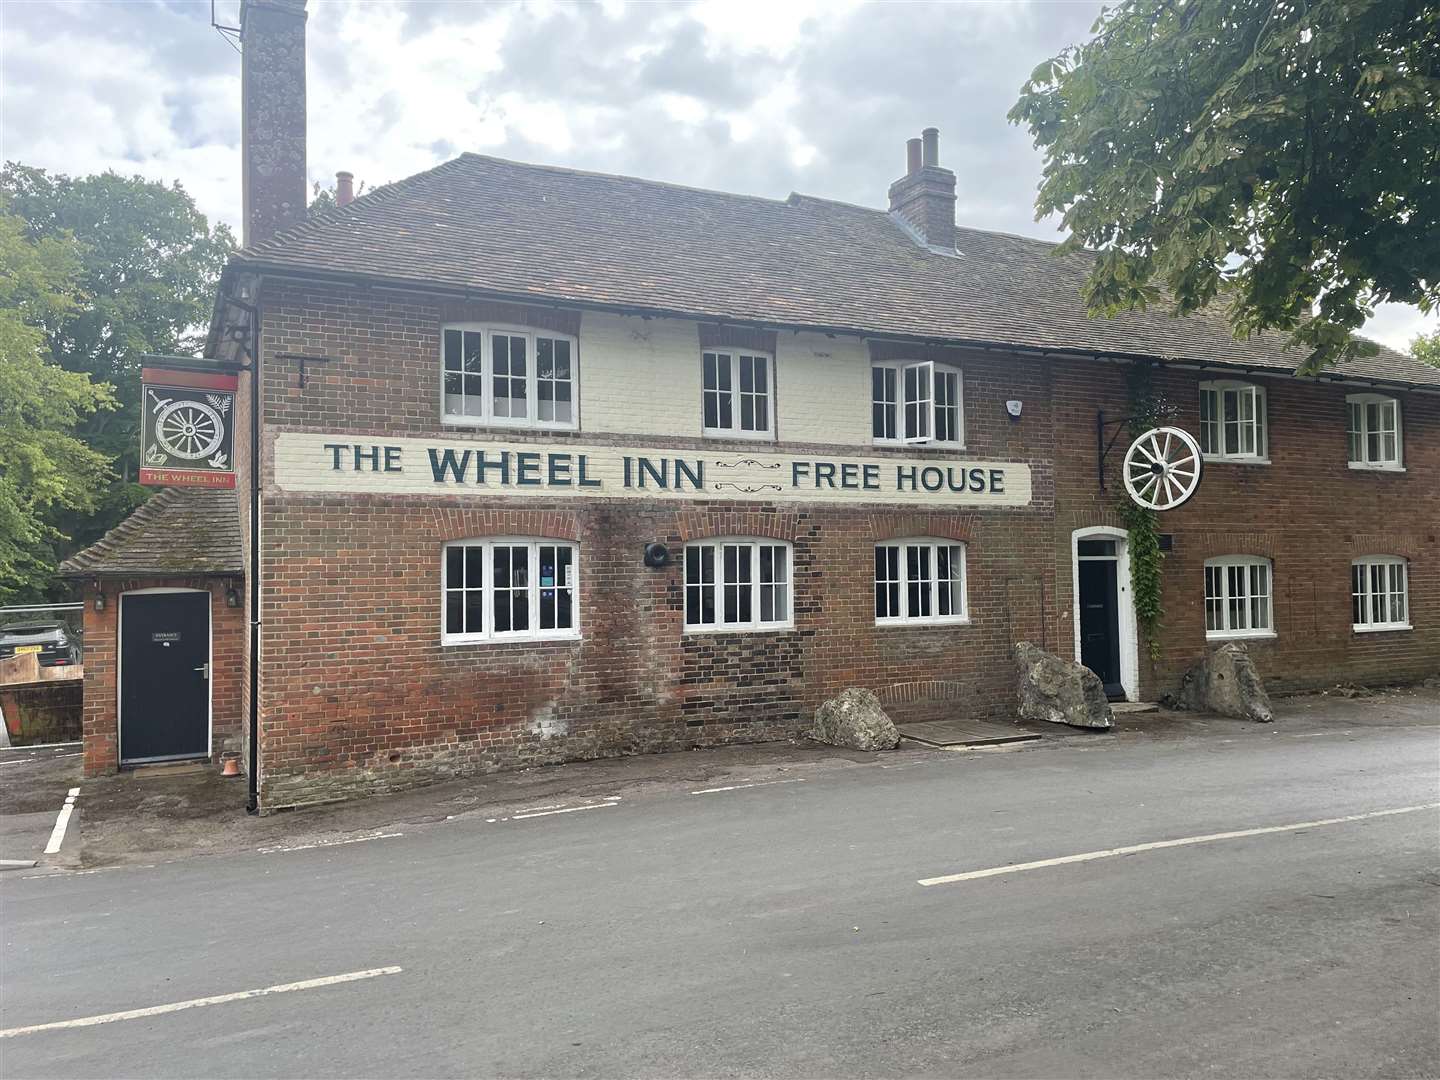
xmin=702 ymin=351 xmax=772 ymax=438
xmin=683 ymin=538 xmax=792 ymax=631
xmin=1203 ymin=556 xmax=1273 ymax=639
xmin=442 ymin=539 xmax=578 ymax=643
xmin=1346 ymin=394 xmax=1403 ymax=470
xmin=874 ymin=539 xmax=968 ymax=625
xmin=442 ymin=324 xmax=578 ymax=429
xmin=872 ymin=362 xmax=962 ymax=445
xmin=1352 ymin=556 xmax=1409 ymax=632
xmin=1199 ymin=380 xmax=1267 ymax=461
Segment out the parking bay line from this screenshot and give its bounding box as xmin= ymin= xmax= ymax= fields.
xmin=691 ymin=778 xmax=807 ymax=795
xmin=42 ymin=787 xmax=80 ymax=856
xmin=0 ymin=966 xmax=403 ymax=1039
xmin=918 ymin=802 xmax=1440 ymax=887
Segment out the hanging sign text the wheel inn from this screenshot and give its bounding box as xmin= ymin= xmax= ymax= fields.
xmin=139 ymin=367 xmax=239 ymax=489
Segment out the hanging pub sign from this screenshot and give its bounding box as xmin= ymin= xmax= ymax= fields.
xmin=139 ymin=366 xmax=238 ymax=489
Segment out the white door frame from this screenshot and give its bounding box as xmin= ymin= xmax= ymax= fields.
xmin=117 ymin=586 xmax=213 ymax=764
xmin=1070 ymin=526 xmax=1138 ymax=702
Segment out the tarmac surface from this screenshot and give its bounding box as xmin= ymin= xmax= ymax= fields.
xmin=1 ymin=687 xmax=1438 ymax=1077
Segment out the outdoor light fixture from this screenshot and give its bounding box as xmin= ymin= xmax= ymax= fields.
xmin=93 ymin=582 xmax=105 ymax=612
xmin=225 ymin=583 xmax=241 ymax=608
xmin=1006 ymin=400 xmax=1024 ymax=421
xmin=643 ymin=542 xmax=671 ymax=568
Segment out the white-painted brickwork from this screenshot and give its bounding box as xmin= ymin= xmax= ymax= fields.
xmin=578 ymin=314 xmax=876 ymax=445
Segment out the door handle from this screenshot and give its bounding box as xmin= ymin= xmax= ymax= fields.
xmin=194 ymin=663 xmax=209 ymax=680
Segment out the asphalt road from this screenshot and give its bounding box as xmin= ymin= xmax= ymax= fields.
xmin=3 ymin=712 xmax=1438 ymax=1078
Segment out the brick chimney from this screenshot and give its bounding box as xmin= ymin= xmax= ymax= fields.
xmin=887 ymin=127 xmax=956 ymax=251
xmin=335 ymin=171 xmax=354 ymax=207
xmin=240 ymin=0 xmax=307 ymax=247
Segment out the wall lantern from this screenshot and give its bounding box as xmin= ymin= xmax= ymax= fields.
xmin=1005 ymin=399 xmax=1024 ymax=421
xmin=225 ymin=582 xmax=242 ymax=608
xmin=92 ymin=581 xmax=105 ymax=612
xmin=643 ymin=542 xmax=671 ymax=568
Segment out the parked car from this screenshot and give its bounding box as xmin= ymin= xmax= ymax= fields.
xmin=0 ymin=622 xmax=81 ymax=667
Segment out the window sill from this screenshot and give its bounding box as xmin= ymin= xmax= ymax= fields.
xmin=871 ymin=440 xmax=966 ymax=451
xmin=701 ymin=429 xmax=775 ymax=441
xmin=1205 ymin=630 xmax=1276 ymax=642
xmin=1352 ymin=623 xmax=1412 ymax=634
xmin=441 ymin=415 xmax=579 ymax=433
xmin=1201 ymin=455 xmax=1270 ymax=466
xmin=442 ymin=632 xmax=581 ymax=646
xmin=1346 ymin=462 xmax=1405 ymax=473
xmin=682 ymin=623 xmax=795 ymax=635
xmin=875 ymin=617 xmax=971 ymax=629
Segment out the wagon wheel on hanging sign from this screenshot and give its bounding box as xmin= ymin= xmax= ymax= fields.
xmin=153 ymin=399 xmax=226 ymax=461
xmin=1122 ymin=426 xmax=1202 ymax=511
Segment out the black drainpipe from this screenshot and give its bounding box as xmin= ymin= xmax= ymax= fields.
xmin=245 ymin=296 xmax=262 ymax=814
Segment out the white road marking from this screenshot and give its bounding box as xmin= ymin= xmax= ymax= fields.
xmin=918 ymin=802 xmax=1440 ymax=887
xmin=690 ymin=778 xmax=806 ymax=795
xmin=42 ymin=788 xmax=80 ymax=856
xmin=1 ymin=753 xmax=81 ymax=766
xmin=256 ymin=831 xmax=401 ymax=854
xmin=0 ymin=966 xmax=403 ymax=1039
xmin=511 ymin=803 xmax=615 ymax=820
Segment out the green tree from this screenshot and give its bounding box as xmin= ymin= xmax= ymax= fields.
xmin=0 ymin=165 xmax=234 ymax=554
xmin=1412 ymin=328 xmax=1440 ymax=366
xmin=0 ymin=209 xmax=115 ymax=603
xmin=1010 ymin=0 xmax=1440 ymax=371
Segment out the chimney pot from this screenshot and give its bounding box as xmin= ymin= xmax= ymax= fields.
xmin=921 ymin=127 xmax=939 ymax=168
xmin=906 ymin=138 xmax=922 ymax=176
xmin=336 ymin=171 xmax=354 ymax=207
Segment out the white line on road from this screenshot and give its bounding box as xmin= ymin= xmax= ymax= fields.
xmin=512 ymin=803 xmax=615 ymax=820
xmin=0 ymin=753 xmax=81 ymax=766
xmin=256 ymin=831 xmax=402 ymax=854
xmin=918 ymin=802 xmax=1440 ymax=887
xmin=0 ymin=966 xmax=403 ymax=1039
xmin=42 ymin=787 xmax=80 ymax=855
xmin=690 ymin=778 xmax=806 ymax=795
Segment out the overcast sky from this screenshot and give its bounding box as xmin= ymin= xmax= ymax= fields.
xmin=2 ymin=0 xmax=1432 ymax=352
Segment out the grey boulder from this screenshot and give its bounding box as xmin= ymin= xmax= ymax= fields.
xmin=1175 ymin=641 xmax=1274 ymax=723
xmin=809 ymin=688 xmax=900 ymax=751
xmin=1014 ymin=641 xmax=1114 ymax=729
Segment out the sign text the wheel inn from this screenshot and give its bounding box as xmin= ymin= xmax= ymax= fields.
xmin=139 ymin=367 xmax=239 ymax=489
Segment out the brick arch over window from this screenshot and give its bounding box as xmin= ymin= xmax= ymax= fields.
xmin=432 ymin=507 xmax=582 ymax=544
xmin=697 ymin=323 xmax=778 ymax=354
xmin=438 ymin=298 xmax=581 ymax=337
xmin=1347 ymin=533 xmax=1423 ymax=558
xmin=1191 ymin=531 xmax=1280 ymax=559
xmin=870 ymin=513 xmax=974 ymax=544
xmin=674 ymin=509 xmax=800 ymax=544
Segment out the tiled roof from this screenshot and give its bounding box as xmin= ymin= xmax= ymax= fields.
xmin=234 ymin=153 xmax=1440 ymax=390
xmin=59 ymin=488 xmax=243 ymax=579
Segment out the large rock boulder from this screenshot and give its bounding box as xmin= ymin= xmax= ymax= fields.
xmin=1014 ymin=641 xmax=1114 ymax=729
xmin=1175 ymin=641 xmax=1273 ymax=722
xmin=809 ymin=688 xmax=900 ymax=751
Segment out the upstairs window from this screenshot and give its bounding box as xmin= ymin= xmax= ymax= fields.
xmin=1346 ymin=394 xmax=1403 ymax=469
xmin=443 ymin=539 xmax=578 ymax=643
xmin=1352 ymin=556 xmax=1409 ymax=631
xmin=874 ymin=539 xmax=968 ymax=625
xmin=872 ymin=362 xmax=962 ymax=445
xmin=1199 ymin=381 xmax=1267 ymax=461
xmin=684 ymin=539 xmax=792 ymax=631
xmin=702 ymin=351 xmax=772 ymax=438
xmin=442 ymin=325 xmax=577 ymax=429
xmin=1204 ymin=556 xmax=1273 ymax=639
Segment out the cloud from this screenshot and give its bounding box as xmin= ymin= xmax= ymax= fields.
xmin=1 ymin=0 xmax=1427 ymax=352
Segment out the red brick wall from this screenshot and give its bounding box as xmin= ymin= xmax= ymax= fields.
xmin=247 ymin=278 xmax=1439 ymax=807
xmin=80 ymin=578 xmax=245 ymax=777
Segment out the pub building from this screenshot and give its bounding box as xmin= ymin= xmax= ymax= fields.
xmin=62 ymin=0 xmax=1438 ymax=809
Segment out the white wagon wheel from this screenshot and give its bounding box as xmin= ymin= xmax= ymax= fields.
xmin=154 ymin=399 xmax=225 ymax=461
xmin=1122 ymin=426 xmax=1202 ymax=511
